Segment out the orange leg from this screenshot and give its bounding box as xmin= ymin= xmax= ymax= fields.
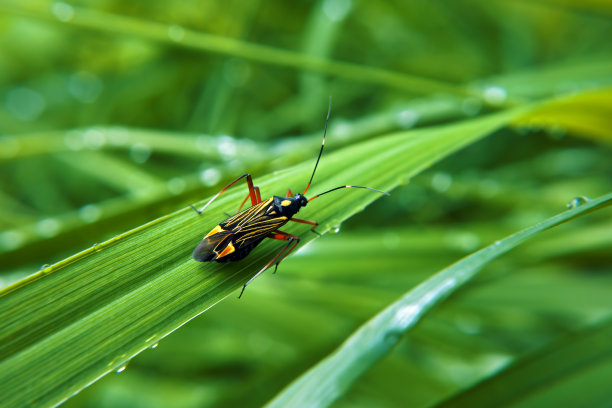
xmin=190 ymin=173 xmax=259 ymax=215
xmin=289 ymin=218 xmax=321 ymax=236
xmin=236 ymin=186 xmax=261 ymax=213
xmin=286 ymin=189 xmax=294 ymax=197
xmin=238 ymin=230 xmax=300 ymax=298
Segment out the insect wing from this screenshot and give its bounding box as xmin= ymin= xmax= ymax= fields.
xmin=194 ymin=198 xmax=290 ymax=262
xmin=192 ymin=228 xmax=232 ymax=262
xmin=221 ymin=198 xmax=273 ymax=230
xmin=233 ymin=217 xmax=288 ymax=246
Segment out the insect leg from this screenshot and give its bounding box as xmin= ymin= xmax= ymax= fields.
xmin=190 ymin=173 xmax=258 ymax=215
xmin=289 ymin=218 xmax=321 ymax=236
xmin=285 ymin=189 xmax=293 ymax=197
xmin=268 ymin=231 xmax=300 ymax=272
xmin=236 ymin=186 xmax=261 ymax=213
xmin=238 ymin=231 xmax=300 ymax=298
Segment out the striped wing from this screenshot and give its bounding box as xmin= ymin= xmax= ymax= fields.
xmin=192 ymin=229 xmax=233 ymax=262
xmin=232 ymin=216 xmax=288 ymax=246
xmin=193 ymin=198 xmax=289 ymax=262
xmin=221 ymin=198 xmax=275 ymax=229
xmin=223 ymin=199 xmax=289 ymax=249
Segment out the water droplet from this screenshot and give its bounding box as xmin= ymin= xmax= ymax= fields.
xmin=330 ymin=120 xmax=351 ymax=141
xmin=393 ymin=305 xmax=420 ymax=328
xmin=167 ymin=178 xmax=186 ymax=194
xmin=445 ymin=231 xmax=481 ymax=252
xmin=200 ymin=168 xmax=222 ymax=186
xmin=41 ymin=265 xmax=54 ymax=275
xmin=396 ymin=109 xmax=419 ymax=128
xmin=322 ymin=0 xmax=352 ymax=21
xmin=82 ymin=128 xmax=106 ymax=149
xmin=150 ymin=343 xmax=159 ymax=349
xmin=79 ymin=204 xmax=102 ymax=223
xmin=68 ymin=71 xmax=103 ymax=104
xmin=0 ymin=136 xmax=20 ymax=159
xmin=566 ymin=196 xmax=590 ymax=209
xmin=431 ymin=172 xmax=452 ymax=193
xmin=5 ymin=87 xmax=46 ymax=121
xmin=0 ymin=230 xmax=25 ymax=251
xmin=129 ymin=142 xmax=152 ymax=163
xmin=330 ymin=225 xmax=341 ymax=234
xmin=36 ymin=218 xmax=61 ymax=238
xmin=115 ymin=364 xmax=127 ymax=373
xmin=216 ymin=135 xmax=237 ymax=159
xmin=482 ymin=86 xmax=508 ymax=106
xmin=383 ymin=330 xmax=402 ymax=344
xmin=107 ymin=127 xmax=129 ymax=146
xmin=167 ymin=24 xmax=185 ymax=42
xmin=64 ymin=130 xmax=84 ymax=151
xmin=443 ymin=277 xmax=458 ymax=289
xmin=51 ymin=2 xmax=74 ymax=21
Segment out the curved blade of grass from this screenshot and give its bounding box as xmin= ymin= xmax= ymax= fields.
xmin=0 ymin=108 xmax=523 ymax=407
xmin=265 ymin=193 xmax=612 ymax=408
xmin=0 ymin=0 xmax=468 ymax=98
xmin=436 ymin=318 xmax=612 ymax=408
xmin=514 ymin=88 xmax=612 ymax=142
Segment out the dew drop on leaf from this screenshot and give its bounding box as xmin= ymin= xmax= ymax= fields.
xmin=566 ymin=196 xmax=590 ymax=209
xmin=167 ymin=24 xmax=185 ymax=42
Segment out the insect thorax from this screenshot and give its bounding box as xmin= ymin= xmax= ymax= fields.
xmin=271 ymin=194 xmax=308 ymax=218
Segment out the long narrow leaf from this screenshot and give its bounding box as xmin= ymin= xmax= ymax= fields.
xmin=265 ymin=193 xmax=612 ymax=408
xmin=0 ymin=0 xmax=468 ymax=97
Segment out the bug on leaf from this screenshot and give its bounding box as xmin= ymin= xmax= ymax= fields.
xmin=191 ymin=99 xmax=389 ymax=298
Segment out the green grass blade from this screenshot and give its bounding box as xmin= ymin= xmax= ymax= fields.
xmin=0 ymin=0 xmax=469 ymax=97
xmin=265 ymin=193 xmax=612 ymax=408
xmin=436 ymin=318 xmax=612 ymax=408
xmin=0 ymin=109 xmax=523 ymax=407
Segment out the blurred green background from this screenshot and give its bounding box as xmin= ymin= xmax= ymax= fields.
xmin=1 ymin=0 xmax=611 ymax=407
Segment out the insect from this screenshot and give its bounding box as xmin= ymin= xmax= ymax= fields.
xmin=191 ymin=99 xmax=389 ymax=298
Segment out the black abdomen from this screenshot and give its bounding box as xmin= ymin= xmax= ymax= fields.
xmin=215 ymin=238 xmax=265 ymax=262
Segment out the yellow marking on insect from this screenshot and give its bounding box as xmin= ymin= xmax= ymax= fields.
xmin=204 ymin=224 xmax=223 ymax=238
xmin=217 ymin=241 xmax=235 ymax=258
xmin=281 ymin=200 xmax=292 ymax=206
xmin=235 ymin=217 xmax=288 ymax=244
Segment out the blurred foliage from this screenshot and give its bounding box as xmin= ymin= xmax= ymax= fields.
xmin=0 ymin=0 xmax=611 ymax=407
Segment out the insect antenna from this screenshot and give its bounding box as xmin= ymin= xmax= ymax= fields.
xmin=303 ymin=96 xmax=332 ymax=195
xmin=308 ymin=185 xmax=390 ymax=202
